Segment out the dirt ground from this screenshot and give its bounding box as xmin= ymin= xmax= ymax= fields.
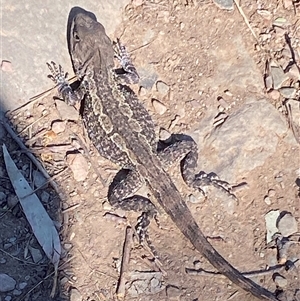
xmin=0 ymin=1 xmax=299 ymax=301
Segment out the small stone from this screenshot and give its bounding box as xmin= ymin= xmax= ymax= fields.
xmin=265 ymin=210 xmax=280 ymax=243
xmin=1 ymin=60 xmax=13 ymax=72
xmin=270 ymin=66 xmax=289 ymax=89
xmin=156 ymin=81 xmax=170 ymax=96
xmin=159 ymin=128 xmax=171 ymax=141
xmin=0 ymin=258 xmax=6 ymax=264
xmin=70 ymin=232 xmax=75 ymax=241
xmin=9 ymin=237 xmax=16 ymax=243
xmin=166 ymin=285 xmax=181 ymax=298
xmin=70 ymin=288 xmax=82 ymax=301
xmin=5 ymin=296 xmax=12 ymax=301
xmin=277 ymin=212 xmax=298 ymax=236
xmin=264 ymin=75 xmax=273 ymax=91
xmin=66 ymin=153 xmax=89 ymax=182
xmin=138 ymin=86 xmax=147 ymax=96
xmin=18 ymin=282 xmax=27 ymax=290
xmin=40 ymin=191 xmax=50 ymax=203
xmin=264 ymin=196 xmax=271 ymax=205
xmin=7 ymin=195 xmax=18 ymax=208
xmin=0 ymin=191 xmax=6 ymax=202
xmin=268 ymin=189 xmax=276 ymax=197
xmin=138 ymin=67 xmax=158 ymax=90
xmin=0 ymin=274 xmax=16 ymax=292
xmin=287 ymin=64 xmax=300 ymax=80
xmin=3 ymin=243 xmax=12 ymax=250
xmin=267 ymin=89 xmax=280 ymax=100
xmin=213 ymin=0 xmax=234 ymax=10
xmin=32 ymin=170 xmax=47 ymax=188
xmin=13 ymin=289 xmax=22 ymax=296
xmin=64 ymin=243 xmax=72 ymax=250
xmin=274 ymin=274 xmax=288 ymax=288
xmin=61 ymin=277 xmax=68 ymax=285
xmin=279 ymin=87 xmax=297 ymax=98
xmin=217 ymin=97 xmax=230 ymax=110
xmin=28 ymin=246 xmax=43 ymax=263
xmin=55 ymin=100 xmax=79 ymax=121
xmin=152 ymin=99 xmax=167 ymax=115
xmin=51 ymin=120 xmax=66 ymax=134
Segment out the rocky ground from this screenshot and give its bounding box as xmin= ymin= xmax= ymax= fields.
xmin=0 ymin=1 xmax=299 ymax=301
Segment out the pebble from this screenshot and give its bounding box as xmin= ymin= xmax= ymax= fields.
xmin=287 ymin=64 xmax=300 ymax=80
xmin=0 ymin=274 xmax=16 ymax=292
xmin=265 ymin=210 xmax=280 ymax=243
xmin=274 ymin=274 xmax=288 ymax=288
xmin=70 ymin=288 xmax=82 ymax=301
xmin=159 ymin=128 xmax=171 ymax=141
xmin=270 ymin=66 xmax=289 ymax=89
xmin=267 ymin=89 xmax=280 ymax=100
xmin=277 ymin=212 xmax=298 ymax=236
xmin=279 ymin=87 xmax=297 ymax=98
xmin=0 ymin=191 xmax=6 ymax=202
xmin=28 ymin=246 xmax=43 ymax=263
xmin=138 ymin=67 xmax=158 ymax=90
xmin=40 ymin=191 xmax=50 ymax=203
xmin=213 ymin=0 xmax=234 ymax=10
xmin=3 ymin=243 xmax=12 ymax=250
xmin=166 ymin=285 xmax=181 ymax=298
xmin=138 ymin=86 xmax=148 ymax=96
xmin=32 ymin=170 xmax=47 ymax=188
xmin=0 ymin=258 xmax=6 ymax=264
xmin=66 ymin=153 xmax=89 ymax=182
xmin=12 ymin=289 xmax=22 ymax=296
xmin=268 ymin=189 xmax=276 ymax=197
xmin=156 ymin=81 xmax=169 ymax=96
xmin=1 ymin=60 xmax=13 ymax=72
xmin=18 ymin=282 xmax=27 ymax=290
xmin=152 ymin=99 xmax=167 ymax=115
xmin=51 ymin=120 xmax=66 ymax=134
xmin=217 ymin=97 xmax=230 ymax=110
xmin=64 ymin=243 xmax=73 ymax=250
xmin=55 ymin=100 xmax=79 ymax=121
xmin=5 ymin=296 xmax=12 ymax=301
xmin=264 ymin=196 xmax=271 ymax=205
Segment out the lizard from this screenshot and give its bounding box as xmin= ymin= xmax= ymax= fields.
xmin=48 ymin=10 xmax=279 ymax=301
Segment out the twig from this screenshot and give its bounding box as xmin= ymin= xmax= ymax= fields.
xmin=284 ymin=100 xmax=300 ymax=144
xmin=186 ymin=264 xmax=286 ymax=278
xmin=62 ymin=203 xmax=80 ymax=213
xmin=0 ymin=115 xmax=65 ymax=200
xmin=233 ymin=0 xmax=259 ymax=43
xmin=0 ymin=248 xmax=45 ymax=266
xmin=116 ymin=226 xmax=133 ymax=299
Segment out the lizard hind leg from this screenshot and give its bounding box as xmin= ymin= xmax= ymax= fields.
xmin=108 ymin=169 xmax=158 ymax=250
xmin=158 ymin=134 xmax=236 ymax=198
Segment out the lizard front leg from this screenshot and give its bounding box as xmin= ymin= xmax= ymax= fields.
xmin=47 ymin=61 xmax=84 ymax=106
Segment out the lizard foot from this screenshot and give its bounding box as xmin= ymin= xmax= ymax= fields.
xmin=192 ymin=171 xmax=237 ymax=200
xmin=47 ymin=61 xmax=78 ymax=105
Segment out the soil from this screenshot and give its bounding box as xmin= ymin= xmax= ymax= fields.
xmin=0 ymin=1 xmax=299 ymax=301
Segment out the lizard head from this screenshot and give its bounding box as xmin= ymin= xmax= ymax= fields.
xmin=69 ymin=12 xmax=114 ymax=78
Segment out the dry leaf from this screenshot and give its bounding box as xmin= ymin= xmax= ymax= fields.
xmin=2 ymin=144 xmax=61 ymax=269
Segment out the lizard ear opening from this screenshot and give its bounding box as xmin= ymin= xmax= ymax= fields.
xmin=73 ymin=32 xmax=80 ymax=42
